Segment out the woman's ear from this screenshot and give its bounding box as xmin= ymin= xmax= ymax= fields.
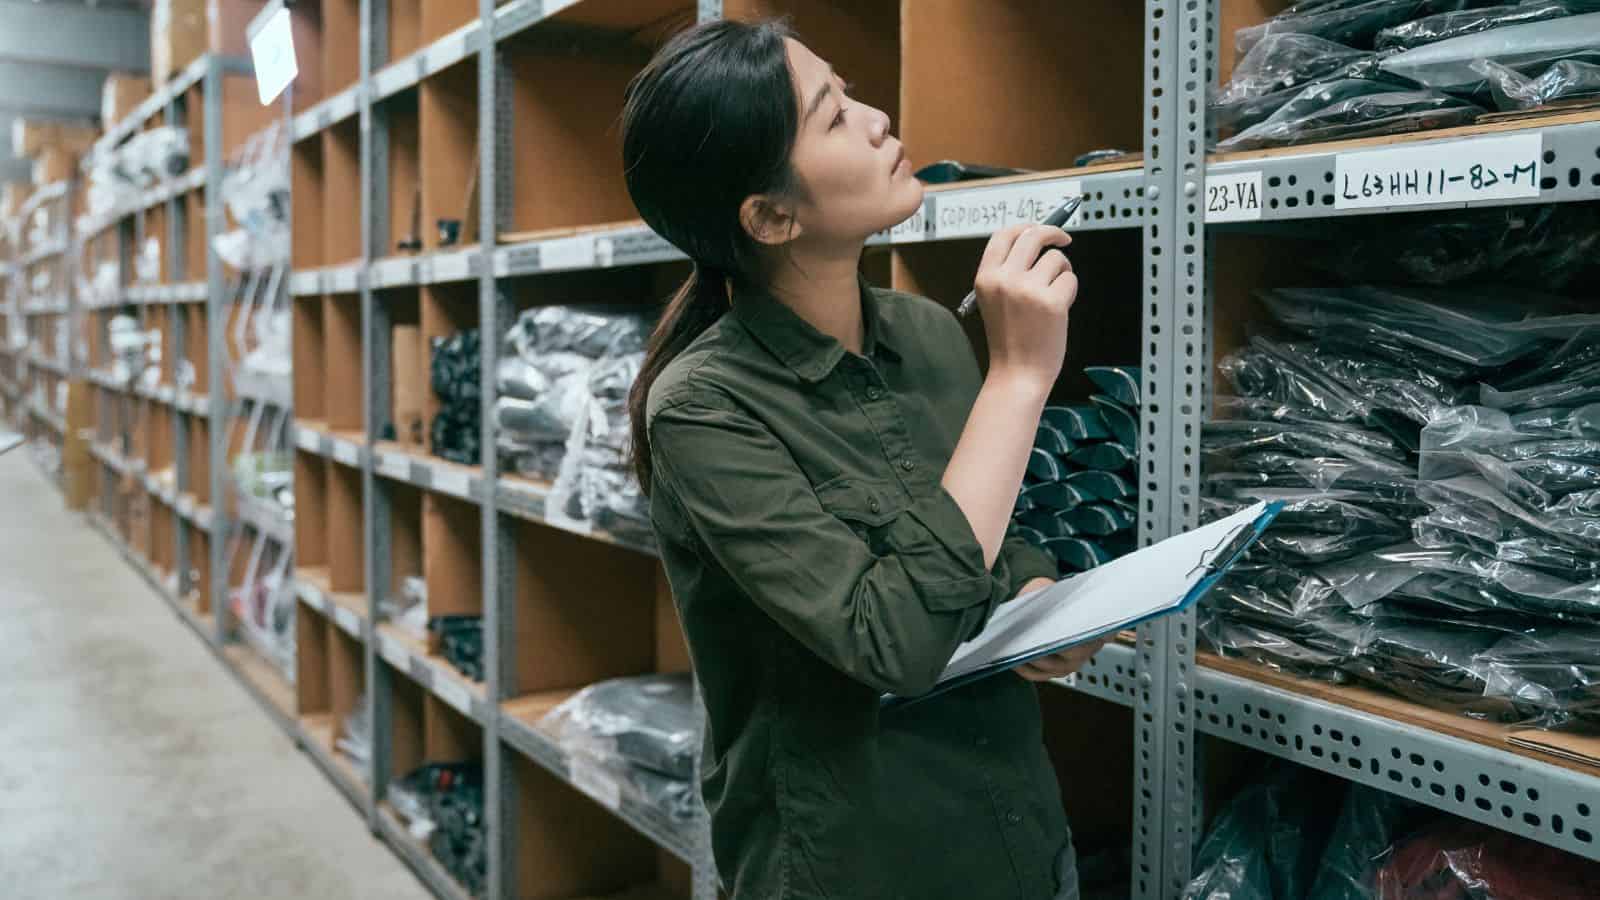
xmin=740 ymin=194 xmax=802 ymax=247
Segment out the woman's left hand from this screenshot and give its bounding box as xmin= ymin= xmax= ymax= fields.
xmin=1013 ymin=637 xmax=1110 ymax=682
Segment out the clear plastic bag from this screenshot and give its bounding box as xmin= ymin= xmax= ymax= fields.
xmin=1475 ymin=56 xmax=1600 ymax=109
xmin=1215 ymin=78 xmax=1482 ymax=151
xmin=1347 ymin=618 xmax=1513 ymax=716
xmin=1308 ymin=783 xmax=1429 ymax=900
xmin=540 ymin=674 xmax=698 ymax=781
xmin=1237 ymin=0 xmax=1483 ymax=55
xmin=1212 ymin=33 xmax=1379 ymax=131
xmin=1379 ymin=11 xmax=1600 ymax=91
xmin=1220 ymin=342 xmax=1368 ymax=423
xmin=1376 ymin=0 xmax=1579 ymax=50
xmin=1481 ymin=358 xmax=1600 ymax=411
xmin=1477 ymin=626 xmax=1600 ymax=729
xmin=1182 ymin=767 xmax=1343 ymax=900
xmin=1375 ymin=819 xmax=1600 ymax=898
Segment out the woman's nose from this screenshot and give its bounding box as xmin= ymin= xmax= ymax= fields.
xmin=868 ymin=108 xmax=890 ymax=145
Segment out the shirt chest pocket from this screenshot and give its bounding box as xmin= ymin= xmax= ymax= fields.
xmin=814 ymin=478 xmax=904 ymax=552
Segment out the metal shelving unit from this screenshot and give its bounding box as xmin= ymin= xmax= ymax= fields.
xmin=59 ymin=2 xmax=1600 ymax=899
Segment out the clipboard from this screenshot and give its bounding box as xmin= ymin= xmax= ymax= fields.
xmin=883 ymin=500 xmax=1283 ymax=708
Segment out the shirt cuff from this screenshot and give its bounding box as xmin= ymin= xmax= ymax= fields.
xmin=892 ymin=486 xmax=1000 ymax=611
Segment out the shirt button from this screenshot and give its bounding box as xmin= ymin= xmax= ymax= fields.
xmin=1006 ymin=811 xmax=1022 ymax=825
xmin=867 ymin=387 xmax=882 ymax=401
xmin=900 ymin=458 xmax=915 ymax=472
xmin=868 ymin=497 xmax=881 ymax=513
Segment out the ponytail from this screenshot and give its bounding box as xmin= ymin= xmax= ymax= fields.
xmin=628 ymin=263 xmax=730 ymax=494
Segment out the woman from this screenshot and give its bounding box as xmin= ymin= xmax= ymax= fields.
xmin=622 ymin=18 xmax=1099 ymax=900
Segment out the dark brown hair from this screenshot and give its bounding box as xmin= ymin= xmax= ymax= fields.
xmin=621 ymin=18 xmax=801 ymax=494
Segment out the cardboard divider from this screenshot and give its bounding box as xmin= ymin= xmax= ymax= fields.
xmin=297 ymin=602 xmax=332 ymax=717
xmin=188 ymin=416 xmax=210 ymax=503
xmin=151 ymin=404 xmax=174 ymax=473
xmin=183 ymin=304 xmax=209 ymax=394
xmin=420 ymin=0 xmax=477 ymax=47
xmin=327 ymin=454 xmax=365 ymax=594
xmin=423 ymin=493 xmax=482 ymax=625
xmin=504 ymin=31 xmax=657 ymax=235
xmin=423 ymin=691 xmax=481 ymax=762
xmin=329 ymin=622 xmax=367 ymax=752
xmin=388 ymin=479 xmax=425 ymax=597
xmin=293 ymin=296 xmax=326 ymax=421
xmin=510 ymin=750 xmax=659 ymax=899
xmin=419 ymin=283 xmax=477 ymax=451
xmin=189 ymin=522 xmax=212 ymax=614
xmin=389 ymin=666 xmax=428 ymax=783
xmin=389 ymin=0 xmax=422 ymax=62
xmin=324 ymin=292 xmax=363 ymax=432
xmin=385 ymin=94 xmax=422 ymax=255
xmin=291 ymin=1 xmax=326 ymax=107
xmin=540 ymin=0 xmax=692 ymax=34
xmin=153 ymin=503 xmax=176 ymax=577
xmin=295 ymin=450 xmax=328 ymax=568
xmin=292 ymin=137 xmax=325 ymax=270
xmin=323 ymin=121 xmax=362 ymax=265
xmin=511 ymin=520 xmax=656 ymax=697
xmin=900 ymin=0 xmax=1143 ymax=173
xmin=889 ymin=230 xmax=1144 ymax=402
xmin=385 ymin=293 xmax=425 ymax=448
xmin=185 ymin=77 xmax=279 ymax=165
xmin=419 ymin=61 xmax=478 ymax=252
xmin=323 ymin=0 xmax=360 ymax=98
xmin=185 ymin=189 xmax=206 ymax=281
xmin=144 ymin=204 xmax=168 ymax=284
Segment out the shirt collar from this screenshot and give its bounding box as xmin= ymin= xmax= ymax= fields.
xmin=732 ymin=275 xmax=902 ymax=383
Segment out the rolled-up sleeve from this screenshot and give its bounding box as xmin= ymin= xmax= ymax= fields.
xmin=650 ymin=391 xmax=1014 ymax=697
xmin=998 ymin=523 xmax=1061 ymax=600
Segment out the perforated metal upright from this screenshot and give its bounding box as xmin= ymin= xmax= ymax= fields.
xmin=1132 ymin=0 xmax=1214 ymax=897
xmin=361 ymin=0 xmax=388 ymax=833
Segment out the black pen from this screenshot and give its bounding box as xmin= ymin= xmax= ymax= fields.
xmin=956 ymin=195 xmax=1084 ymax=318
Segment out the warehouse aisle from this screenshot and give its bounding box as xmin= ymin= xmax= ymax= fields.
xmin=0 ymin=454 xmax=432 ymax=900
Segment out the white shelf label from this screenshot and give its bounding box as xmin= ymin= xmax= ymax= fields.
xmin=380 ymin=633 xmax=410 ymax=671
xmin=569 ymin=756 xmax=622 ymax=811
xmin=936 ymin=180 xmax=1084 ymax=240
xmin=334 ymin=604 xmax=361 ymax=636
xmin=433 ymin=675 xmax=474 ymax=717
xmin=296 ymin=427 xmax=319 ymax=451
xmin=299 ymin=583 xmax=326 ymax=612
xmin=1334 ymin=133 xmax=1541 ymax=211
xmin=333 ymin=441 xmax=359 ymax=466
xmin=177 ymin=496 xmax=195 ymax=517
xmin=377 ymin=453 xmax=409 ymax=480
xmin=888 ymin=207 xmax=928 ymax=243
xmin=540 ymin=235 xmax=596 ymax=271
xmin=431 ymin=466 xmax=470 ymax=498
xmin=1205 ymin=171 xmax=1263 ymax=223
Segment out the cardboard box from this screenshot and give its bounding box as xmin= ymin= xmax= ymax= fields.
xmin=0 ymin=182 xmax=21 ymax=220
xmin=101 ymin=72 xmax=151 ymax=128
xmin=63 ymin=381 xmax=94 ymax=511
xmin=32 ymin=148 xmax=74 ymax=186
xmin=391 ymin=325 xmax=425 ymax=447
xmin=11 ymin=120 xmax=97 ymax=158
xmin=151 ymin=0 xmax=257 ymax=88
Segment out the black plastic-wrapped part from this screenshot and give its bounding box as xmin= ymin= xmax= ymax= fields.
xmin=392 ymin=762 xmax=487 ymax=897
xmin=1348 ymin=618 xmax=1517 ymax=717
xmin=1181 ymin=766 xmax=1345 ymax=900
xmin=1236 ymin=0 xmax=1506 ymax=55
xmin=429 ymin=329 xmax=483 ymax=466
xmin=1212 ymin=33 xmax=1381 ymax=131
xmin=1375 ymin=0 xmax=1579 ymax=50
xmin=429 ymin=615 xmax=485 ymax=683
xmin=1214 ymin=78 xmax=1482 ymax=151
xmin=1308 ymin=783 xmax=1432 ymax=900
xmin=1479 ymin=626 xmax=1600 ymax=729
xmin=1477 ymin=57 xmax=1600 ymax=110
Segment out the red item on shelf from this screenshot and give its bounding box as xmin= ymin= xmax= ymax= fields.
xmin=1376 ymin=820 xmax=1600 ymax=900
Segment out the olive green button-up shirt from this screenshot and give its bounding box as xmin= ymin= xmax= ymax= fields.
xmin=645 ymin=279 xmax=1071 ymax=900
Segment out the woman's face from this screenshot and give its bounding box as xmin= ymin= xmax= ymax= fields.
xmin=780 ymin=37 xmax=924 ymax=246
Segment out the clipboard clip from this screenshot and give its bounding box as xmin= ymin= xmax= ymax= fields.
xmin=1185 ymin=517 xmax=1263 ymax=580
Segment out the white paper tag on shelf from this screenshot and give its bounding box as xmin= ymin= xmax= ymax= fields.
xmin=1333 ymin=133 xmax=1541 ymax=211
xmin=431 ymin=466 xmax=470 ymax=498
xmin=433 ymin=675 xmax=474 ymax=717
xmin=380 ymin=633 xmax=410 ymax=671
xmin=377 ymin=453 xmax=409 ymax=480
xmin=296 ymin=427 xmax=319 ymax=452
xmin=1204 ymin=171 xmax=1263 ymax=223
xmin=540 ymin=235 xmax=597 ymax=271
xmin=177 ymin=495 xmax=195 ymax=517
xmin=299 ymin=582 xmax=326 ymax=612
xmin=334 ymin=604 xmax=361 ymax=636
xmin=249 ymin=7 xmax=298 ymax=105
xmin=432 ymin=251 xmax=471 ymax=282
xmin=333 ymin=441 xmax=359 ymax=466
xmin=569 ymin=756 xmax=623 ymax=811
xmin=935 ymin=179 xmax=1084 ymax=240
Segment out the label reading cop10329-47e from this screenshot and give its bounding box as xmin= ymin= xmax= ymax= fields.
xmin=1333 ymin=133 xmax=1541 ymax=211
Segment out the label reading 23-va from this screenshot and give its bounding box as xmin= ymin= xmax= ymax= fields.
xmin=1334 ymin=134 xmax=1541 ymax=210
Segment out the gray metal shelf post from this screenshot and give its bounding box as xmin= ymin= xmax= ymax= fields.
xmin=362 ymin=0 xmax=389 ymax=833
xmin=170 ymin=87 xmax=192 ymax=608
xmin=206 ymin=55 xmax=231 ymax=645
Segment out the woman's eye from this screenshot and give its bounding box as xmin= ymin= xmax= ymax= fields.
xmin=830 ymin=107 xmax=846 ymax=129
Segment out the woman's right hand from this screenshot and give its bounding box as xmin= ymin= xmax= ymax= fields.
xmin=972 ymin=223 xmax=1078 ymax=395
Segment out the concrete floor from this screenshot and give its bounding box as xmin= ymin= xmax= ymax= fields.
xmin=0 ymin=453 xmax=434 ymax=900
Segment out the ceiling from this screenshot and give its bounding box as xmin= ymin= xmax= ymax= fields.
xmin=0 ymin=0 xmax=151 ymax=184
